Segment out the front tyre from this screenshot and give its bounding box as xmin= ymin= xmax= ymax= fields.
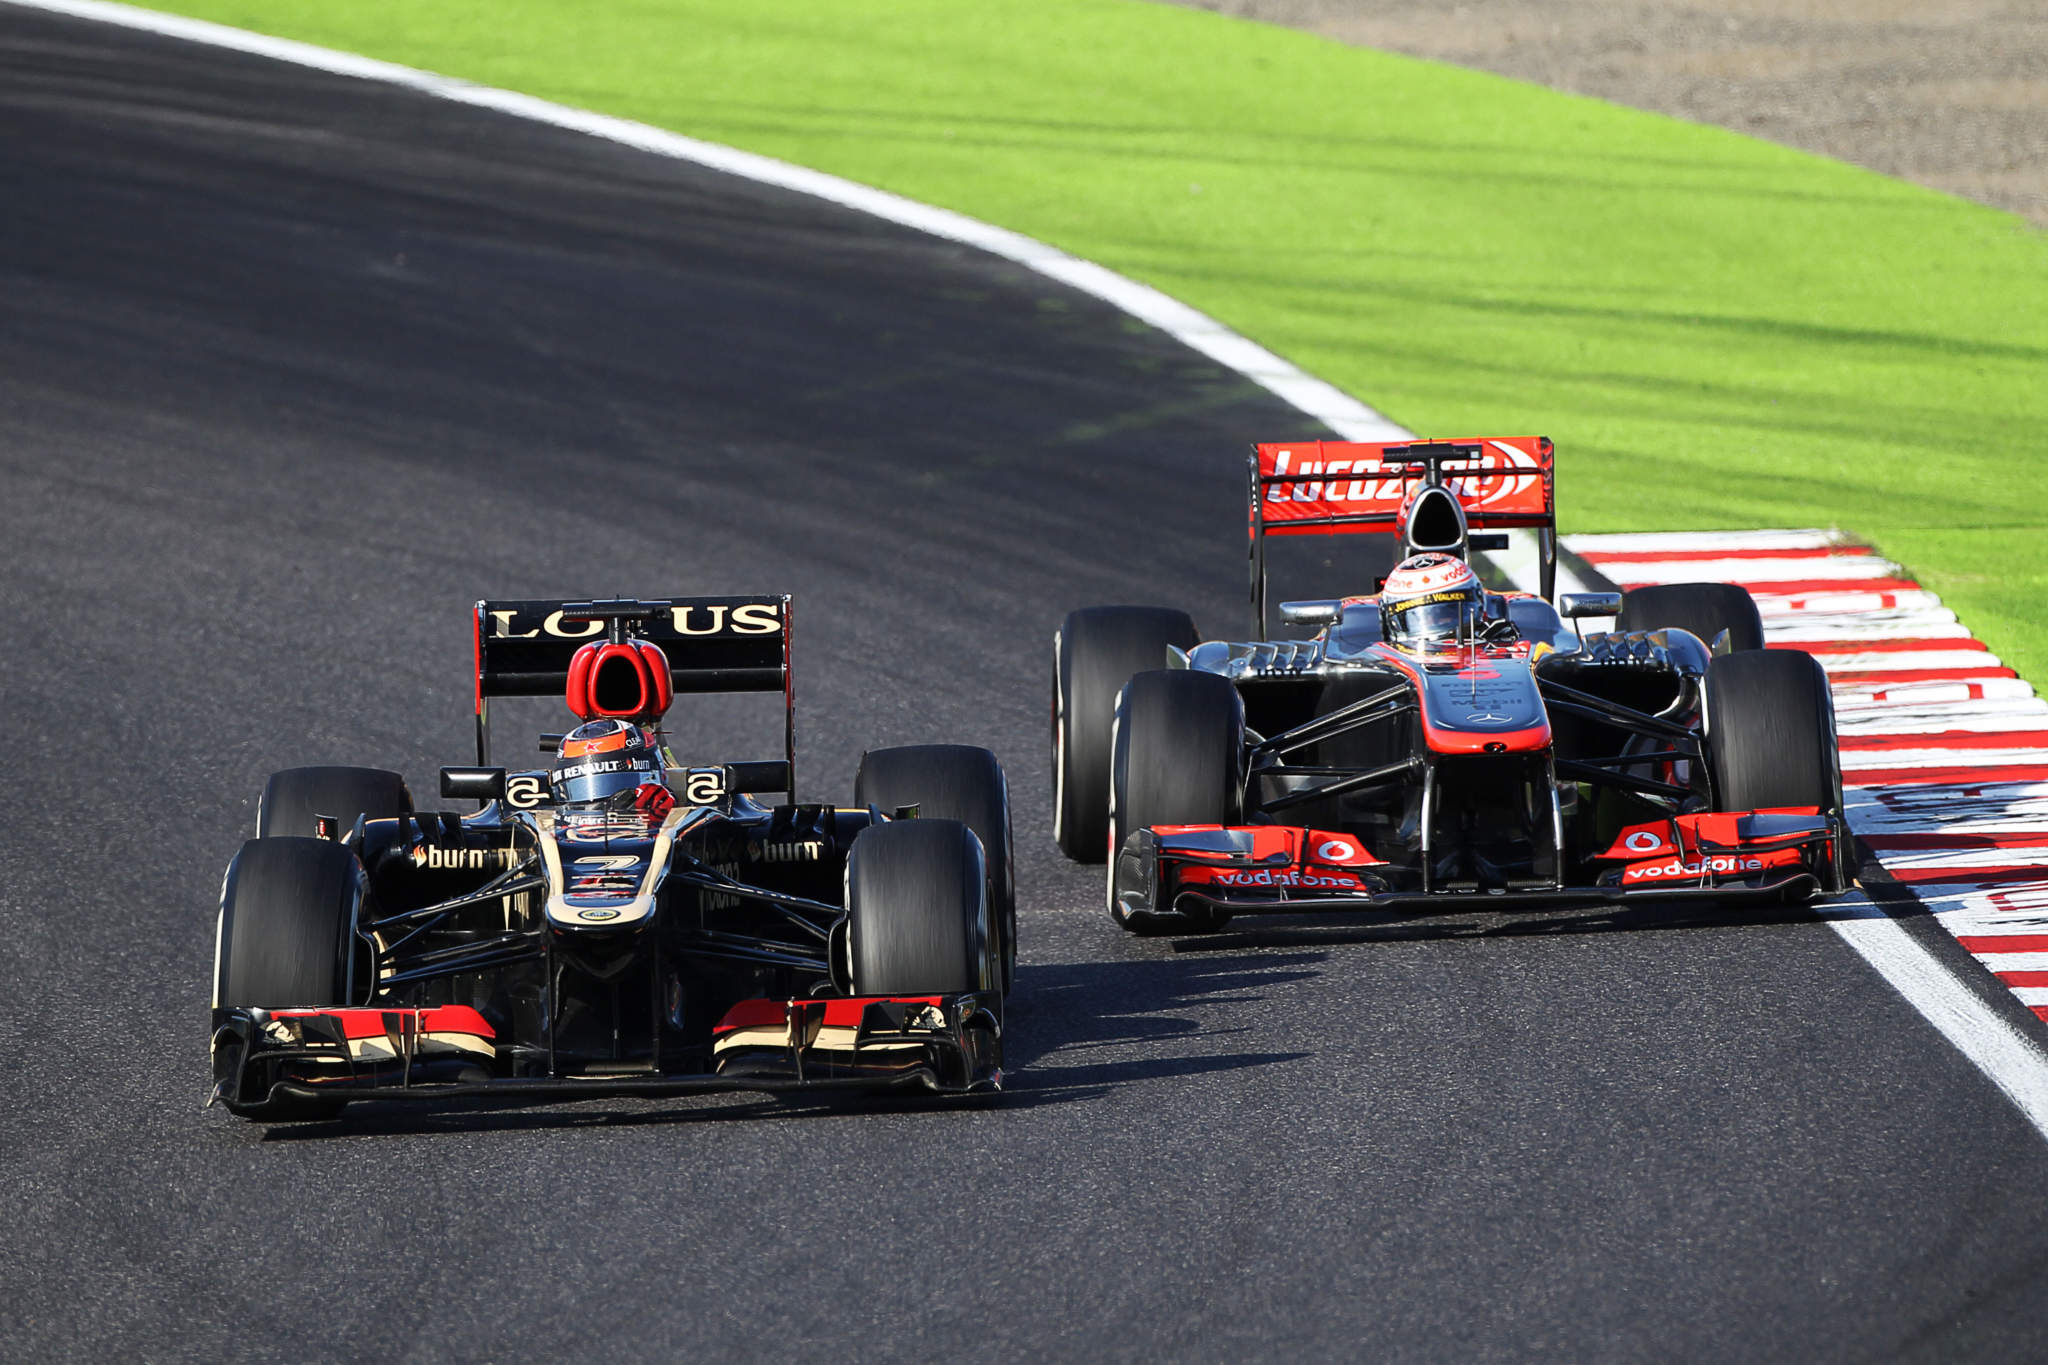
xmin=213 ymin=836 xmax=365 ymax=1119
xmin=845 ymin=820 xmax=994 ymax=997
xmin=1616 ymin=582 xmax=1765 ymax=654
xmin=1052 ymin=606 xmax=1200 ymax=863
xmin=256 ymin=765 xmax=411 ymax=839
xmin=855 ymin=744 xmax=1015 ymax=993
xmin=1705 ymin=649 xmax=1851 ymax=893
xmin=1108 ymin=669 xmax=1245 ymax=932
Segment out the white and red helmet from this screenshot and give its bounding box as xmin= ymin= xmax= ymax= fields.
xmin=1380 ymin=552 xmax=1486 ymax=646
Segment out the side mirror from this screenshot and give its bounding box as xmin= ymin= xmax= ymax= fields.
xmin=1278 ymin=599 xmax=1342 ymax=626
xmin=440 ymin=766 xmax=508 ymax=801
xmin=1558 ymin=592 xmax=1622 ymax=620
xmin=726 ymin=760 xmax=794 ymax=795
xmin=1557 ymin=591 xmax=1622 ymax=648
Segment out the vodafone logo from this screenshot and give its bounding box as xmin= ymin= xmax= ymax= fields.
xmin=1623 ymin=831 xmax=1664 ymax=854
xmin=1315 ymin=839 xmax=1357 ymax=863
xmin=1624 ymin=854 xmax=1765 ymax=883
xmin=1214 ymin=868 xmax=1364 ymax=890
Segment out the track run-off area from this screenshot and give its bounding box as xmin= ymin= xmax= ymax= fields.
xmin=6 ymin=3 xmax=2048 ymax=1360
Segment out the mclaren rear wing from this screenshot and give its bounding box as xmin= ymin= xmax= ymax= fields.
xmin=1248 ymin=437 xmax=1556 ymax=637
xmin=472 ymin=595 xmax=793 ymax=789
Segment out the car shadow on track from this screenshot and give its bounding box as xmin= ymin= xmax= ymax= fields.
xmin=1156 ymin=892 xmax=1869 ymax=955
xmin=248 ymin=954 xmax=1322 ymax=1142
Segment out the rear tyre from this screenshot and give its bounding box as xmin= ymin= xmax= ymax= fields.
xmin=846 ymin=820 xmax=991 ymax=997
xmin=856 ymin=745 xmax=1015 ymax=993
xmin=1108 ymin=669 xmax=1245 ymax=932
xmin=256 ymin=765 xmax=411 ymax=839
xmin=1705 ymin=649 xmax=1850 ymax=892
xmin=213 ymin=836 xmax=364 ymax=1120
xmin=1053 ymin=606 xmax=1200 ymax=863
xmin=1616 ymin=582 xmax=1765 ymax=654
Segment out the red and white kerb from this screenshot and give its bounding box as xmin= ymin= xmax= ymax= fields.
xmin=1568 ymin=528 xmax=2048 ymax=1023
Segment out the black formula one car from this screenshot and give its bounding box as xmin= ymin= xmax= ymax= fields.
xmin=210 ymin=595 xmax=1012 ymax=1119
xmin=1052 ymin=438 xmax=1852 ymax=932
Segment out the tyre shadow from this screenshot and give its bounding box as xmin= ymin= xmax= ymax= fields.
xmin=1159 ymin=887 xmax=1880 ymax=955
xmin=1163 ymin=896 xmax=1835 ymax=949
xmin=1155 ymin=847 xmax=1900 ymax=957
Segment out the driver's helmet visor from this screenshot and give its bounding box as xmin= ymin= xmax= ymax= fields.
xmin=1386 ymin=588 xmax=1484 ymax=642
xmin=551 ymin=754 xmax=661 ymax=806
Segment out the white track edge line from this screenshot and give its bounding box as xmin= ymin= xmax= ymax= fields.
xmin=1560 ymin=535 xmax=2048 ymax=1141
xmin=1827 ymin=906 xmax=2048 ymax=1136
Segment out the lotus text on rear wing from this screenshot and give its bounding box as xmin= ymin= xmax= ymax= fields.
xmin=486 ymin=602 xmax=785 ymax=639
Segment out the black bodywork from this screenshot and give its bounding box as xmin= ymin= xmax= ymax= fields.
xmin=210 ymin=597 xmax=1001 ymax=1113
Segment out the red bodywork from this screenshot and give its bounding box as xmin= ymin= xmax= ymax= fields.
xmin=1161 ymin=825 xmax=1386 ymax=894
xmin=565 ymin=638 xmax=674 ymax=721
xmin=272 ymin=1004 xmax=495 ymax=1042
xmin=1366 ymin=638 xmax=1554 ymax=755
xmin=1129 ymin=807 xmax=1837 ymax=923
xmin=1602 ymin=810 xmax=1831 ymax=887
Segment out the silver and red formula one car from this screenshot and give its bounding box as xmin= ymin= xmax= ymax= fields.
xmin=1052 ymin=437 xmax=1852 ymax=932
xmin=211 ymin=595 xmax=1011 ymax=1119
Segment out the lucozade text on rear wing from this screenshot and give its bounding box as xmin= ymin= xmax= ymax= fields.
xmin=1247 ymin=436 xmax=1556 ymax=636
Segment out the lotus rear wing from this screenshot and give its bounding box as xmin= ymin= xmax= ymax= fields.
xmin=471 ymin=595 xmax=793 ymax=789
xmin=1248 ymin=437 xmax=1556 ymax=636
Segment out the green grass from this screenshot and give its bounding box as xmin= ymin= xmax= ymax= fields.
xmin=135 ymin=0 xmax=2048 ymax=679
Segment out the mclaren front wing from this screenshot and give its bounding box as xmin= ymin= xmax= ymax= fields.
xmin=1112 ymin=811 xmax=1842 ymax=932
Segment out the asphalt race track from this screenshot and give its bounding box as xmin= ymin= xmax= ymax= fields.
xmin=5 ymin=10 xmax=2048 ymax=1360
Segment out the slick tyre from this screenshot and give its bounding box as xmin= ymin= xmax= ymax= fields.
xmin=1705 ymin=649 xmax=1852 ymax=891
xmin=256 ymin=765 xmax=412 ymax=839
xmin=856 ymin=745 xmax=1015 ymax=994
xmin=1616 ymin=582 xmax=1765 ymax=654
xmin=846 ymin=820 xmax=993 ymax=997
xmin=1053 ymin=606 xmax=1200 ymax=863
xmin=213 ymin=836 xmax=364 ymax=1120
xmin=1108 ymin=669 xmax=1244 ymax=932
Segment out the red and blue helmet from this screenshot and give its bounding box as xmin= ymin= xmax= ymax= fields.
xmin=550 ymin=718 xmax=663 ymax=806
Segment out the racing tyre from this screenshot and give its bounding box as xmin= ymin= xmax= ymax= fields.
xmin=1108 ymin=669 xmax=1244 ymax=931
xmin=1616 ymin=582 xmax=1765 ymax=654
xmin=856 ymin=745 xmax=1015 ymax=993
xmin=1705 ymin=649 xmax=1852 ymax=891
xmin=1053 ymin=606 xmax=1200 ymax=863
xmin=845 ymin=820 xmax=992 ymax=997
xmin=213 ymin=836 xmax=364 ymax=1119
xmin=256 ymin=765 xmax=411 ymax=839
